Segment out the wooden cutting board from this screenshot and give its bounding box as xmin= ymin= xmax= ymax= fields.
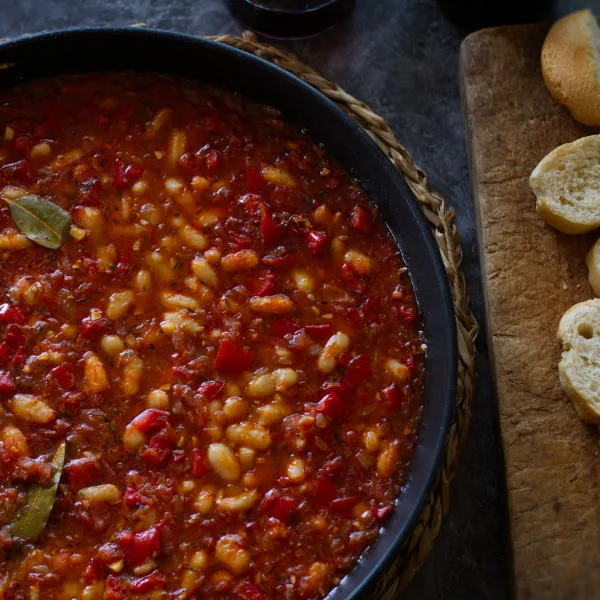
xmin=460 ymin=23 xmax=600 ymax=600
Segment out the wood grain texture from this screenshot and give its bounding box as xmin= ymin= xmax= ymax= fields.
xmin=461 ymin=23 xmax=600 ymax=600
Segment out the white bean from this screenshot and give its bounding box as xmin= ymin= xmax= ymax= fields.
xmin=10 ymin=394 xmax=56 ymax=424
xmin=207 ymin=443 xmax=240 ymax=482
xmin=317 ymin=332 xmax=350 ymax=373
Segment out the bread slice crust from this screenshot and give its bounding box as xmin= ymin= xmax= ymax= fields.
xmin=541 ymin=9 xmax=600 ymax=126
xmin=558 ymin=299 xmax=600 ymax=423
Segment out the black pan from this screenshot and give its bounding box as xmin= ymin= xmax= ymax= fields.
xmin=0 ymin=27 xmax=457 ymax=599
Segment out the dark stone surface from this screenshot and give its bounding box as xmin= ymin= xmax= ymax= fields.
xmin=0 ymin=0 xmax=595 ymax=598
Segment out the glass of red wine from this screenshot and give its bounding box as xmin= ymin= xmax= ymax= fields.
xmin=228 ymin=0 xmax=356 ymax=39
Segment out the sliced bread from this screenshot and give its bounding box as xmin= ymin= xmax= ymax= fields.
xmin=530 ymin=134 xmax=600 ymax=234
xmin=586 ymin=237 xmax=600 ymax=296
xmin=542 ymin=9 xmax=600 ymax=126
xmin=557 ymin=298 xmax=600 ymax=423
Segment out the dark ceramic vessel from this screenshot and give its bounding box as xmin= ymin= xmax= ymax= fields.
xmin=0 ymin=27 xmax=457 ymax=599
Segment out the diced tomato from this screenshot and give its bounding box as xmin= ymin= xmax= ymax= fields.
xmin=142 ymin=429 xmax=175 ymax=467
xmin=337 ymin=352 xmax=352 ymax=368
xmin=195 ymin=144 xmax=220 ymax=175
xmin=341 ymin=263 xmax=366 ymax=293
xmin=236 ymin=581 xmax=268 ymax=600
xmin=248 ymin=270 xmax=277 ymax=297
xmin=119 ymin=526 xmax=161 ymax=567
xmin=0 ymin=303 xmax=27 ymax=325
xmin=104 ymin=575 xmax=125 ymax=600
xmin=262 ymin=250 xmax=297 ymax=269
xmin=346 ymin=307 xmax=363 ymax=330
xmin=246 ymin=167 xmax=265 ymax=192
xmin=320 ymin=382 xmax=351 ymax=400
xmin=330 ymin=496 xmax=358 ymax=517
xmin=5 ymin=324 xmax=25 ymax=348
xmin=80 ymin=315 xmax=110 ymax=341
xmin=304 ymin=324 xmax=333 ymax=340
xmin=190 ymin=448 xmax=208 ymax=478
xmin=306 ymin=230 xmax=328 ymax=255
xmin=316 ymin=392 xmax=345 ymax=420
xmin=114 ymin=157 xmax=143 ymax=191
xmin=1 ymin=159 xmax=33 ymax=185
xmin=131 ymin=570 xmax=167 ymax=593
xmin=271 ymin=318 xmax=298 ymax=337
xmin=349 ymin=206 xmax=373 ymax=234
xmin=13 ymin=135 xmax=33 ymax=154
xmin=343 ymin=354 xmax=372 ymax=386
xmin=260 ymin=204 xmax=281 ymax=246
xmin=82 ymin=558 xmax=102 ymax=584
xmin=51 ymin=364 xmax=75 ymax=390
xmin=215 ymin=340 xmax=254 ymax=374
xmin=314 ymin=477 xmax=337 ymax=507
xmin=123 ymin=484 xmax=152 ymax=508
xmin=129 ymin=409 xmax=170 ymax=433
xmin=394 ymin=304 xmax=416 ymax=325
xmin=10 ymin=347 xmax=26 ymax=367
xmin=0 ymin=343 xmax=10 ymax=366
xmin=260 ymin=489 xmax=299 ymax=524
xmin=380 ymin=383 xmax=402 ymax=408
xmin=0 ymin=371 xmax=16 ymax=395
xmin=197 ymin=380 xmax=225 ymax=402
xmin=65 ymin=456 xmax=101 ymax=492
xmin=230 ymin=231 xmax=253 ymax=251
xmin=360 ymin=297 xmax=380 ymax=324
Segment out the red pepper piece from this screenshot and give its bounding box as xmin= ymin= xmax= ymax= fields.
xmin=104 ymin=575 xmax=125 ymax=600
xmin=80 ymin=315 xmax=110 ymax=341
xmin=129 ymin=409 xmax=170 ymax=433
xmin=1 ymin=160 xmax=33 ymax=185
xmin=248 ymin=270 xmax=277 ymax=297
xmin=65 ymin=456 xmax=101 ymax=492
xmin=124 ymin=484 xmax=152 ymax=508
xmin=197 ymin=380 xmax=225 ymax=402
xmin=314 ymin=476 xmax=337 ymax=507
xmin=0 ymin=371 xmax=16 ymax=395
xmin=316 ymin=392 xmax=345 ymax=420
xmin=306 ymin=230 xmax=328 ymax=255
xmin=215 ymin=340 xmax=254 ymax=374
xmin=0 ymin=343 xmax=10 ymax=366
xmin=380 ymin=383 xmax=402 ymax=408
xmin=114 ymin=158 xmax=143 ymax=191
xmin=346 ymin=307 xmax=363 ymax=330
xmin=360 ymin=297 xmax=381 ymax=324
xmin=50 ymin=364 xmax=75 ymax=390
xmin=190 ymin=448 xmax=208 ymax=478
xmin=10 ymin=347 xmax=26 ymax=367
xmin=131 ymin=570 xmax=167 ymax=593
xmin=5 ymin=324 xmax=25 ymax=348
xmin=349 ymin=206 xmax=373 ymax=234
xmin=260 ymin=204 xmax=281 ymax=246
xmin=271 ymin=318 xmax=298 ymax=337
xmin=0 ymin=303 xmax=27 ymax=325
xmin=374 ymin=505 xmax=394 ymax=520
xmin=262 ymin=250 xmax=297 ymax=269
xmin=236 ymin=581 xmax=268 ymax=600
xmin=343 ymin=354 xmax=372 ymax=386
xmin=304 ymin=324 xmax=333 ymax=340
xmin=119 ymin=526 xmax=161 ymax=567
xmin=330 ymin=496 xmax=358 ymax=517
xmin=246 ymin=167 xmax=266 ymax=193
xmin=337 ymin=352 xmax=352 ymax=368
xmin=82 ymin=558 xmax=102 ymax=584
xmin=260 ymin=489 xmax=299 ymax=524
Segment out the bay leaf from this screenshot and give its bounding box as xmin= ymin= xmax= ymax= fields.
xmin=9 ymin=440 xmax=66 ymax=541
xmin=3 ymin=195 xmax=71 ymax=249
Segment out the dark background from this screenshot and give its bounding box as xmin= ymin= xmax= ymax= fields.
xmin=0 ymin=1 xmax=596 ymax=598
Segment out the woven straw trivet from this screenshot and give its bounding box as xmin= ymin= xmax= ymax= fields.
xmin=207 ymin=30 xmax=479 ymax=595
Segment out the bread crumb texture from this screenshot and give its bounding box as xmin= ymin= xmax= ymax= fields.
xmin=530 ymin=134 xmax=600 ymax=234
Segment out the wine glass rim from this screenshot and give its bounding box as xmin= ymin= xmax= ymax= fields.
xmin=245 ymin=0 xmax=342 ymax=15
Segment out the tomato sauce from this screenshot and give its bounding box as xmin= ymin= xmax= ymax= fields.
xmin=0 ymin=74 xmax=424 ymax=600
